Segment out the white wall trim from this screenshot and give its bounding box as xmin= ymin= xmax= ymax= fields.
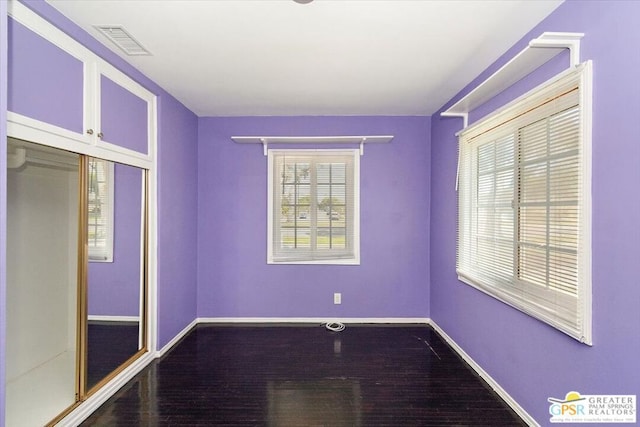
xmin=428 ymin=320 xmax=539 ymax=427
xmin=87 ymin=315 xmax=140 ymax=323
xmin=156 ymin=318 xmax=198 ymax=358
xmin=197 ymin=317 xmax=431 ymax=325
xmin=7 ymin=113 xmax=153 ymax=169
xmin=161 ymin=317 xmax=431 ymax=361
xmin=441 ymin=31 xmax=584 ymax=121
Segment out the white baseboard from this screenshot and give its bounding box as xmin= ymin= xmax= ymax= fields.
xmin=428 ymin=320 xmax=539 ymax=427
xmin=197 ymin=317 xmax=431 ymax=324
xmin=157 ymin=318 xmax=198 ymax=357
xmin=88 ymin=315 xmax=140 ymax=322
xmin=157 ymin=317 xmax=430 ymax=360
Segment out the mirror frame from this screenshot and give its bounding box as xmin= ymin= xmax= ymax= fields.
xmin=81 ymin=162 xmax=149 ymax=398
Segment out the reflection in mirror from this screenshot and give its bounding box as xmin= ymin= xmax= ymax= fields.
xmin=268 ymin=380 xmax=362 ymax=426
xmin=5 ymin=138 xmax=80 ymax=426
xmin=86 ymin=159 xmax=146 ymax=391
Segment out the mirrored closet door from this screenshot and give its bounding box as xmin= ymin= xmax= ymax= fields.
xmin=5 ymin=139 xmax=149 ymax=426
xmin=85 ymin=159 xmax=148 ymax=393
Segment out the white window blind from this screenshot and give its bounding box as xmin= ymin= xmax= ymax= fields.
xmin=457 ymin=63 xmax=592 ymax=344
xmin=268 ymin=149 xmax=360 ymax=264
xmin=88 ymin=158 xmax=114 ymax=262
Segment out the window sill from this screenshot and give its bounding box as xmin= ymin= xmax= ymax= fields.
xmin=268 ymin=257 xmax=360 ymax=266
xmin=89 ymin=257 xmax=114 ymax=263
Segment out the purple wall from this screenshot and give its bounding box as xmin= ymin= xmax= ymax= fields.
xmin=430 ymin=1 xmax=640 ymax=424
xmin=5 ymin=0 xmax=199 ymax=351
xmin=1 ymin=0 xmax=9 ymax=423
xmin=8 ymin=17 xmax=84 ymax=133
xmin=9 ymin=0 xmax=640 ymax=425
xmin=88 ymin=163 xmax=143 ymax=317
xmin=197 ymin=116 xmax=430 ymax=319
xmin=101 ymin=75 xmax=149 ymax=154
xmin=157 ymin=94 xmax=198 ymax=347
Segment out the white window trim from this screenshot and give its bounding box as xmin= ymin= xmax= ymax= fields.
xmin=456 ymin=62 xmax=592 ymax=345
xmin=267 ymin=149 xmax=360 ymax=265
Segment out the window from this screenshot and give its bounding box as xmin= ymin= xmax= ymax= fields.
xmin=268 ymin=149 xmax=359 ymax=264
xmin=457 ymin=64 xmax=592 ymax=344
xmin=88 ymin=158 xmax=114 ymax=262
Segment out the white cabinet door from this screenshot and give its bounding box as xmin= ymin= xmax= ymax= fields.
xmin=7 ymin=2 xmax=156 ymax=164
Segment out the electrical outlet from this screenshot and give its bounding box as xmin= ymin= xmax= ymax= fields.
xmin=334 ymin=292 xmax=342 ymax=304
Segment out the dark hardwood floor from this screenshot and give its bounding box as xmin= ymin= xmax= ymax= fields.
xmin=81 ymin=324 xmax=526 ymax=426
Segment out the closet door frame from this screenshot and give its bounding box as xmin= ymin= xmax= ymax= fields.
xmin=5 ymin=141 xmax=154 ymax=427
xmin=7 ymin=77 xmax=157 ymax=427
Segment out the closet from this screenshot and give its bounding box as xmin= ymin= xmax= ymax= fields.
xmin=5 ymin=1 xmax=157 ymax=424
xmin=6 ymin=140 xmax=80 ymax=426
xmin=5 ymin=138 xmax=149 ymax=426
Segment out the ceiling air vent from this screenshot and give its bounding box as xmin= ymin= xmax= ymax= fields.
xmin=94 ymin=25 xmax=151 ymax=56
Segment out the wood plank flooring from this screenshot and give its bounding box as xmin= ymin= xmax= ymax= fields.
xmin=81 ymin=324 xmax=526 ymax=426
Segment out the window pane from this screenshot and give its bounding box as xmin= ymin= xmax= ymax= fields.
xmin=549 ymin=206 xmax=578 ymax=250
xmin=331 ymin=184 xmax=346 ymax=204
xmin=549 ymin=250 xmax=578 ymax=295
xmin=280 ymin=209 xmax=293 ymax=225
xmin=519 ymin=119 xmax=547 ymax=161
xmin=281 ymin=184 xmax=295 ymax=201
xmin=550 ymin=157 xmax=579 ymax=202
xmin=317 ymin=163 xmax=330 ymax=183
xmin=331 ymin=163 xmax=346 ymax=183
xmin=281 ymin=226 xmax=312 ymax=249
xmin=282 ymin=164 xmax=295 ymax=183
xmin=295 ymin=163 xmax=310 ymax=183
xmin=296 ymin=184 xmax=310 ymax=205
xmin=495 ymin=170 xmax=513 ymax=204
xmin=317 ymin=228 xmax=331 ymax=249
xmin=296 ymin=207 xmax=310 ymax=227
xmin=331 ymin=228 xmax=346 ymax=249
xmin=331 ymin=210 xmax=345 ymax=227
xmin=317 ymin=185 xmax=346 ymax=218
xmin=280 ymin=184 xmax=294 ymax=223
xmin=549 ymin=107 xmax=579 ymax=156
xmin=520 ymin=162 xmax=547 ymax=204
xmin=280 ymin=229 xmax=295 ymax=249
xmin=296 ymin=228 xmax=311 ymax=248
xmin=477 ymin=142 xmax=495 ymax=172
xmin=518 ymin=245 xmax=547 ymax=288
xmin=519 ymin=206 xmax=546 ymax=246
xmin=317 ymin=184 xmax=331 ymax=211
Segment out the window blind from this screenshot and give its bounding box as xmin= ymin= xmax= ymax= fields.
xmin=457 ymin=64 xmax=592 ymax=344
xmin=268 ymin=150 xmax=359 ymax=264
xmin=88 ymin=158 xmax=114 ymax=262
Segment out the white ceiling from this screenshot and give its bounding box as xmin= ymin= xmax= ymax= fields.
xmin=46 ymin=0 xmax=563 ymax=117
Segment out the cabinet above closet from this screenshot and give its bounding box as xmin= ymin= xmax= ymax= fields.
xmin=7 ymin=2 xmax=156 ymax=166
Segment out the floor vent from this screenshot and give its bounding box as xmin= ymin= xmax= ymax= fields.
xmin=94 ymin=25 xmax=151 ymax=56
